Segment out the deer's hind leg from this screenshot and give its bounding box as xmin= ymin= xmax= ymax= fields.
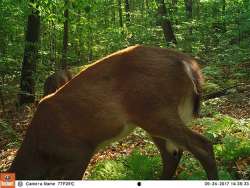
xmin=142 ymin=113 xmax=218 ymax=180
xmin=151 ymin=136 xmax=183 ymax=179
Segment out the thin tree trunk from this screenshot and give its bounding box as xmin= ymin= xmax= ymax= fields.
xmin=49 ymin=20 xmax=56 ymax=66
xmin=194 ymin=0 xmax=200 ymax=19
xmin=172 ymin=0 xmax=178 ymax=10
xmin=170 ymin=0 xmax=178 ymax=18
xmin=87 ymin=13 xmax=93 ymax=62
xmin=237 ymin=6 xmax=241 ymax=44
xmin=184 ymin=0 xmax=193 ymax=52
xmin=0 ymin=75 xmax=5 ymax=115
xmin=156 ymin=0 xmax=177 ymax=45
xmin=112 ymin=0 xmax=116 ymax=25
xmin=52 ymin=5 xmax=57 ymax=69
xmin=118 ymin=0 xmax=123 ymax=27
xmin=141 ymin=0 xmax=145 ymax=17
xmin=222 ymin=0 xmax=226 ymax=18
xmin=61 ymin=0 xmax=69 ymax=70
xmin=19 ymin=0 xmax=40 ymax=105
xmin=221 ymin=0 xmax=226 ymax=32
xmin=185 ymin=0 xmax=192 ymax=19
xmin=184 ymin=0 xmax=192 ymax=34
xmin=145 ymin=0 xmax=149 ymax=10
xmin=88 ymin=32 xmax=93 ymax=62
xmin=77 ymin=10 xmax=84 ymax=64
xmin=125 ymin=0 xmax=130 ymax=24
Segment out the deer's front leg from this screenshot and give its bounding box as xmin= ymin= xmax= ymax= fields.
xmin=45 ymin=143 xmax=95 ymax=180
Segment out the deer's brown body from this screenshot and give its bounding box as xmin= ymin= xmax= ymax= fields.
xmin=9 ymin=45 xmax=218 ymax=180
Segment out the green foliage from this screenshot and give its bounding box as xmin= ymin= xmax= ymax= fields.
xmin=194 ymin=114 xmax=249 ymax=150
xmin=0 ymin=0 xmax=249 ymax=181
xmin=0 ymin=119 xmax=21 ymax=147
xmin=205 ymin=115 xmax=237 ymax=141
xmin=87 ymin=109 xmax=250 ymax=180
xmin=178 ymin=155 xmax=207 ymax=180
xmin=124 ymin=150 xmax=161 ymax=180
xmin=203 ymin=81 xmax=221 ymax=94
xmin=0 ymin=0 xmax=249 ymax=104
xmin=218 ymin=167 xmax=235 ymax=180
xmin=214 ymin=134 xmax=250 ymax=162
xmin=202 ymin=66 xmax=223 ymax=80
xmin=200 ymin=98 xmax=222 ymax=117
xmin=88 ymin=160 xmax=127 ymax=180
xmin=192 ymin=114 xmax=250 ymax=178
xmin=88 ymin=150 xmax=162 ymax=180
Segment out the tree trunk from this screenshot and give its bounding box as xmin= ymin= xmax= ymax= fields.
xmin=185 ymin=0 xmax=192 ymax=19
xmin=19 ymin=0 xmax=40 ymax=105
xmin=170 ymin=0 xmax=178 ymax=18
xmin=184 ymin=0 xmax=193 ymax=52
xmin=125 ymin=0 xmax=130 ymax=24
xmin=87 ymin=15 xmax=93 ymax=62
xmin=144 ymin=0 xmax=149 ymax=12
xmin=222 ymin=0 xmax=226 ymax=18
xmin=184 ymin=0 xmax=192 ymax=34
xmin=49 ymin=20 xmax=56 ymax=67
xmin=172 ymin=0 xmax=178 ymax=9
xmin=118 ymin=0 xmax=123 ymax=27
xmin=77 ymin=10 xmax=84 ymax=64
xmin=0 ymin=75 xmax=5 ymax=114
xmin=194 ymin=0 xmax=200 ymax=19
xmin=112 ymin=0 xmax=116 ymax=25
xmin=141 ymin=0 xmax=144 ymax=16
xmin=221 ymin=0 xmax=226 ymax=32
xmin=61 ymin=0 xmax=69 ymax=70
xmin=156 ymin=0 xmax=177 ymax=45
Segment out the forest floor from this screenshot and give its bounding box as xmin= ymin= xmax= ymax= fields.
xmin=0 ymin=74 xmax=249 ymax=180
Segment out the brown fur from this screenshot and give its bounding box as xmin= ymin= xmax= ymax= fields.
xmin=190 ymin=59 xmax=204 ymax=117
xmin=8 ymin=45 xmax=218 ymax=180
xmin=43 ymin=69 xmax=72 ymax=96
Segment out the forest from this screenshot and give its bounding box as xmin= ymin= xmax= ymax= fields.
xmin=0 ymin=0 xmax=249 ymax=180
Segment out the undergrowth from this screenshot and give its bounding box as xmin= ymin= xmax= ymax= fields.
xmin=87 ymin=110 xmax=250 ymax=180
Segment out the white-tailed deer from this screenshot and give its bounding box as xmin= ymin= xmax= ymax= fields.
xmin=8 ymin=45 xmax=218 ymax=180
xmin=43 ymin=69 xmax=72 ymax=96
